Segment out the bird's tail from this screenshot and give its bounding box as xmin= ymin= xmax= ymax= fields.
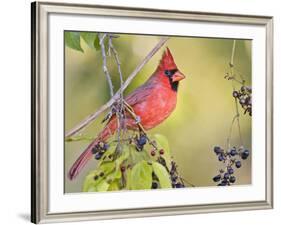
xmin=67 ymin=139 xmax=98 ymax=180
xmin=68 ymin=122 xmax=115 ymax=180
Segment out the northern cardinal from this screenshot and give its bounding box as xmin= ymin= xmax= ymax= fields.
xmin=68 ymin=47 xmax=186 ymax=180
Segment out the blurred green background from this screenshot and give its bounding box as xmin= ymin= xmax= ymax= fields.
xmin=64 ymin=33 xmax=252 ymax=193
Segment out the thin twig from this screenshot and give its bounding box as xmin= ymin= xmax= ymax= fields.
xmin=226 ymin=114 xmax=239 ymax=148
xmin=234 ymin=94 xmax=243 ymax=146
xmin=99 ymin=33 xmax=114 ymax=97
xmin=179 ymin=175 xmax=195 ymax=187
xmin=108 ymin=36 xmax=124 ymax=87
xmin=65 ymin=37 xmax=169 ymax=138
xmin=227 ymin=40 xmax=243 ymax=147
xmin=225 ymin=74 xmax=245 ymax=85
xmin=108 ymin=35 xmax=125 ymax=148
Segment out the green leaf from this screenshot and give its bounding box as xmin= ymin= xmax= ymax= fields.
xmin=100 ymin=161 xmax=115 ymax=175
xmin=106 ymin=165 xmax=122 ymax=183
xmin=152 ymin=162 xmax=172 ymax=189
xmin=94 ymin=34 xmax=101 ymax=50
xmin=125 ymin=169 xmax=132 ymax=190
xmin=65 ymin=32 xmax=83 ymax=52
xmin=82 ymin=170 xmax=100 ymax=192
xmin=108 ymin=180 xmax=120 ymax=191
xmin=96 ymin=180 xmax=110 ymax=192
xmin=86 ymin=179 xmax=110 ymax=192
xmin=81 ymin=32 xmax=97 ymax=50
xmin=111 ymin=168 xmax=122 ymax=180
xmin=154 ymin=134 xmax=170 ymax=154
xmin=130 ymin=160 xmax=152 ymax=190
xmin=154 ymin=134 xmax=172 ymax=170
xmin=129 ymin=144 xmax=149 ymax=164
xmin=115 ymin=145 xmax=130 ymax=167
xmin=83 ymin=163 xmax=115 ymax=192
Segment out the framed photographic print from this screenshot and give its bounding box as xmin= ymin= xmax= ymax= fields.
xmin=31 ymin=1 xmax=273 ymax=223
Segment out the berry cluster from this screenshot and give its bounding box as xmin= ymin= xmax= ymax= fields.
xmin=232 ymin=85 xmax=252 ymax=116
xmin=170 ymin=160 xmax=185 ymax=188
xmin=134 ymin=134 xmax=166 ymax=156
xmin=212 ymin=146 xmax=250 ymax=186
xmin=156 ymin=156 xmax=185 ymax=188
xmin=92 ymin=142 xmax=110 ymax=160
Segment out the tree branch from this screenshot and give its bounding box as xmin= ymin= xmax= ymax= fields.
xmin=99 ymin=33 xmax=114 ymax=97
xmin=108 ymin=34 xmax=125 ymax=149
xmin=65 ymin=37 xmax=169 ymax=138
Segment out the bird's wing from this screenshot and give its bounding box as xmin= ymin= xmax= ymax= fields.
xmin=125 ymin=83 xmax=155 ymax=107
xmin=101 ymin=83 xmax=155 ymax=124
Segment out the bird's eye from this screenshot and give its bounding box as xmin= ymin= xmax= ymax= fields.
xmin=164 ymin=70 xmax=172 ymax=76
xmin=164 ymin=69 xmax=177 ymax=77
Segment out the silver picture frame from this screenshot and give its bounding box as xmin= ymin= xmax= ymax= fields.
xmin=31 ymin=1 xmax=273 ymax=223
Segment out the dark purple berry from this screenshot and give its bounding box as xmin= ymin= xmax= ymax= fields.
xmin=138 ymin=135 xmax=147 ymax=146
xmin=246 ymin=86 xmax=252 ymax=93
xmin=218 ymin=155 xmax=225 ymax=161
xmin=214 ymin=146 xmax=222 ymax=154
xmin=232 ymin=91 xmax=239 ymax=98
xmin=103 ymin=143 xmax=109 ymax=150
xmin=172 ymin=176 xmax=178 ymax=182
xmin=95 ymin=152 xmax=103 ymax=160
xmin=224 ymin=173 xmax=230 ymax=179
xmin=213 ymin=175 xmax=221 ymax=182
xmin=91 ymin=146 xmax=98 ymax=154
xmin=93 ymin=175 xmax=99 ymax=180
xmin=151 ymin=150 xmax=156 ymax=156
xmin=228 ymin=167 xmax=234 ymax=174
xmin=159 ymin=149 xmax=165 ymax=155
xmin=241 ymin=149 xmax=250 ymax=160
xmin=245 ymin=96 xmax=250 ymax=105
xmin=221 ymin=179 xmax=228 ymax=184
xmin=235 ymin=160 xmax=242 ymax=168
xmin=99 ymin=172 xmax=104 ymax=177
xmin=230 ymin=149 xmax=237 ymax=156
xmin=152 ymin=182 xmax=158 ymax=189
xmin=229 ymin=176 xmax=236 ymax=183
xmin=247 ymin=97 xmax=252 ymax=105
xmin=175 ymin=183 xmax=184 ymax=188
xmin=239 ymin=98 xmax=246 ymax=105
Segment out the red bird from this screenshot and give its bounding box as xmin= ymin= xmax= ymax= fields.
xmin=68 ymin=47 xmax=186 ymax=180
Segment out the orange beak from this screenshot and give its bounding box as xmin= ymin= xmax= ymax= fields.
xmin=172 ymin=71 xmax=186 ymax=82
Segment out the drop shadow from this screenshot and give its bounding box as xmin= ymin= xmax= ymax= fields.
xmin=18 ymin=213 xmax=30 ymax=222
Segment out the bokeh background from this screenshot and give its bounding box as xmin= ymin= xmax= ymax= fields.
xmin=64 ymin=33 xmax=252 ymax=193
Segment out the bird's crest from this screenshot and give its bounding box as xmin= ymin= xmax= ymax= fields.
xmin=158 ymin=47 xmax=177 ymax=70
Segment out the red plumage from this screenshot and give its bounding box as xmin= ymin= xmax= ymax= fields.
xmin=68 ymin=47 xmax=186 ymax=180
